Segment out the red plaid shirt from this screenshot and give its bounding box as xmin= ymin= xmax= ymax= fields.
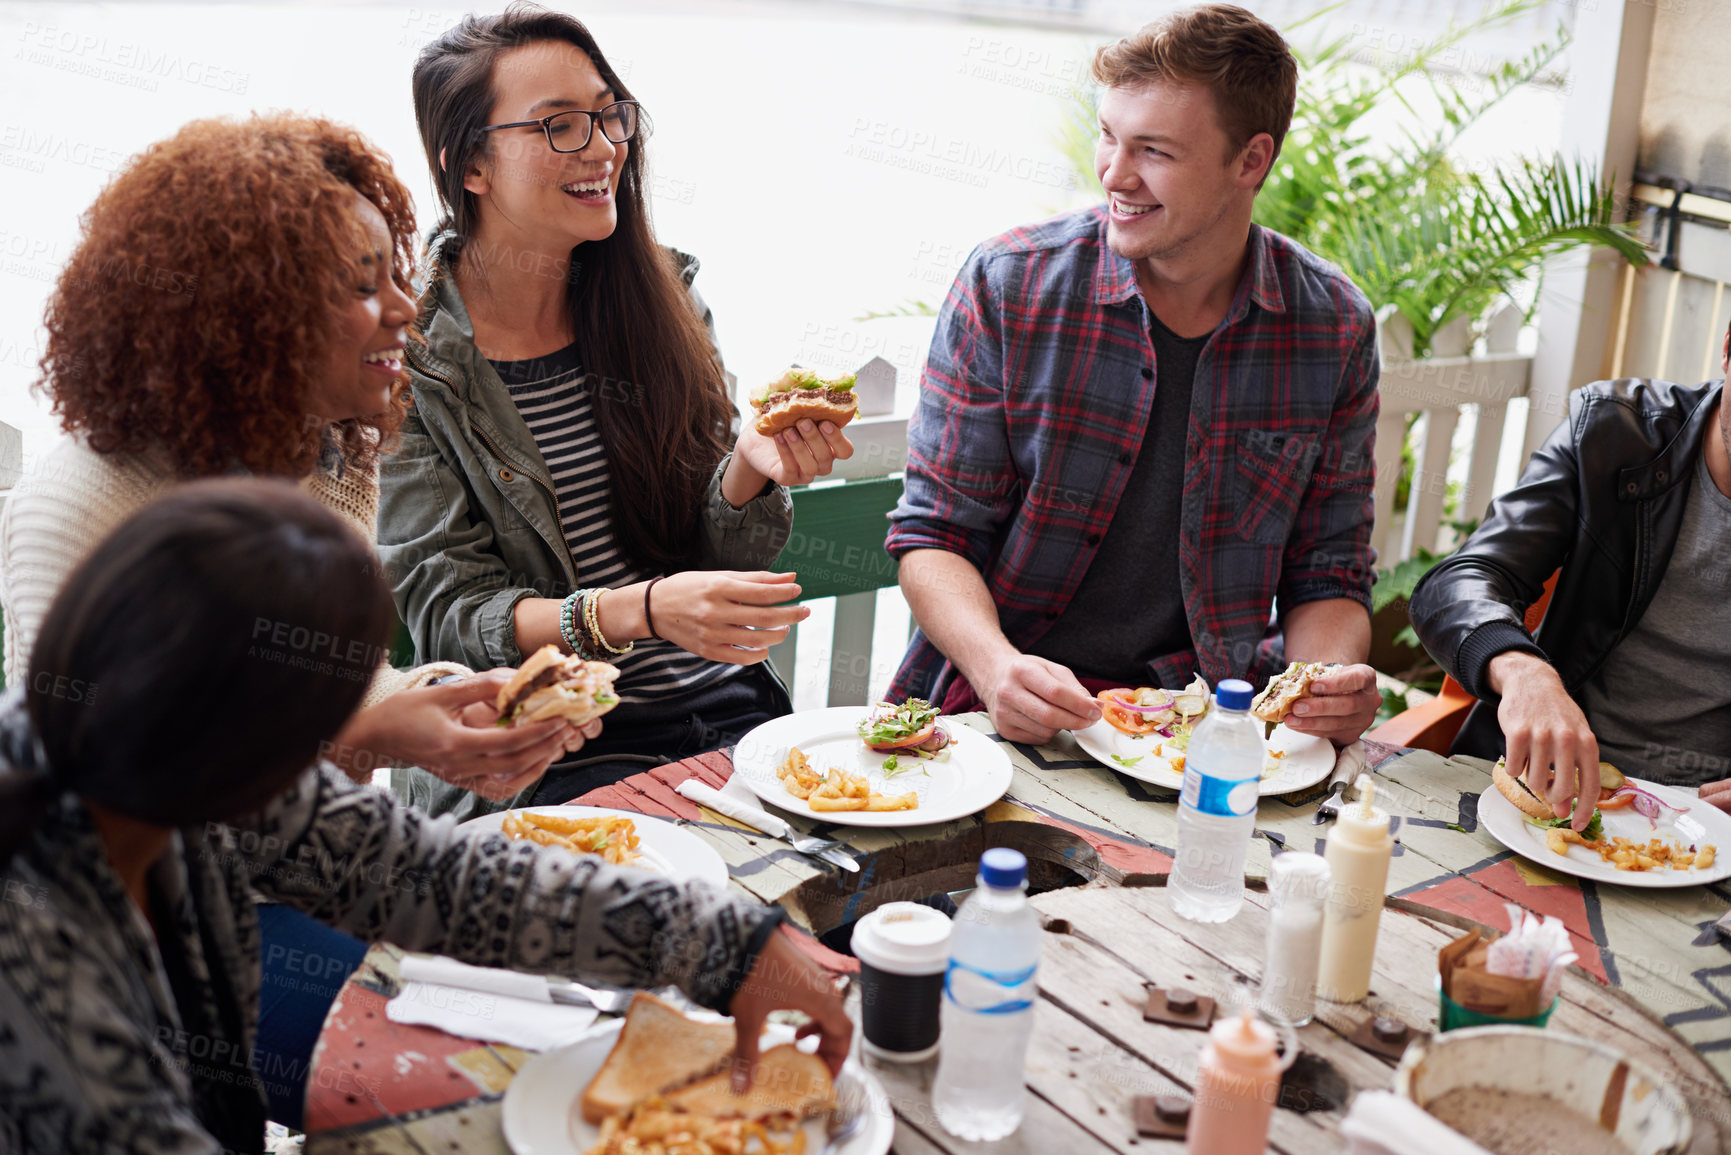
xmin=886 ymin=207 xmax=1379 ymax=701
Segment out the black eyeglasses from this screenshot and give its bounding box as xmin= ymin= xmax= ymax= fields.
xmin=478 ymin=101 xmax=643 ymax=154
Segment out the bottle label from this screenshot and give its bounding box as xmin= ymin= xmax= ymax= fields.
xmin=1180 ymin=764 xmax=1259 ymax=817
xmin=944 ymin=959 xmax=1036 ymax=1014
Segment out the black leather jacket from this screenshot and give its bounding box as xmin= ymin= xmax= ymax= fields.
xmin=1409 ymin=377 xmax=1723 ymax=758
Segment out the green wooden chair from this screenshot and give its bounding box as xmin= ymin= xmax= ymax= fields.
xmin=769 ymin=476 xmax=904 ymax=706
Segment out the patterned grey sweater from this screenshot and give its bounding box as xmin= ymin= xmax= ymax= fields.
xmin=0 ymin=698 xmax=778 ymax=1154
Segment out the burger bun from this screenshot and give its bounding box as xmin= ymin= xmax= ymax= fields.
xmin=754 ymin=391 xmax=859 ymax=437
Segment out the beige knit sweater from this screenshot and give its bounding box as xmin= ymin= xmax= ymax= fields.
xmin=0 ymin=434 xmax=467 ymax=702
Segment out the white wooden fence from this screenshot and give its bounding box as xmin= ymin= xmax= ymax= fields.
xmin=1372 ymin=300 xmax=1535 ymax=564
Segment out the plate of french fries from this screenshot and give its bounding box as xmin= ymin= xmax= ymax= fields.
xmin=460 ymin=806 xmax=730 ymax=891
xmin=729 ymin=707 xmax=1013 ymax=827
xmin=1478 ymin=776 xmax=1731 ymax=888
xmin=503 ymin=1017 xmax=892 ymax=1155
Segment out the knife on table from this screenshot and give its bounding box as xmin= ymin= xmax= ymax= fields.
xmin=675 ymin=779 xmax=860 ymax=872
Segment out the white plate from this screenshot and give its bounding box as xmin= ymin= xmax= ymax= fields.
xmin=1478 ymin=777 xmax=1731 ymax=888
xmin=1073 ymin=718 xmax=1334 ymax=796
xmin=461 ymin=806 xmax=730 ymax=891
xmin=502 ymin=1017 xmax=893 ymax=1155
xmin=730 ymin=707 xmax=1014 ymax=826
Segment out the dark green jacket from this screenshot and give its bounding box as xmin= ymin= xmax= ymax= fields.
xmin=379 ymin=234 xmax=793 ymax=674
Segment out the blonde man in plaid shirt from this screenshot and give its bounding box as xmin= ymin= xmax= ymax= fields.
xmin=887 ymin=5 xmax=1383 ymax=746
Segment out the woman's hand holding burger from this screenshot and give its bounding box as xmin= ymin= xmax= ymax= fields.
xmin=329 ymin=669 xmax=596 ymax=798
xmin=731 ymin=418 xmax=855 ymax=490
xmin=722 ymin=367 xmax=860 ymax=499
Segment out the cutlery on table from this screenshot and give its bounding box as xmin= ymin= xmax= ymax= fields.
xmin=401 ymin=954 xmax=632 ymax=1014
xmin=820 ymin=1070 xmax=870 ymax=1155
xmin=544 ymin=978 xmax=632 ymax=1014
xmin=1313 ymin=778 xmax=1351 ymax=825
xmin=675 ymin=779 xmax=860 ymax=872
xmin=1314 ymin=742 xmax=1371 ymax=825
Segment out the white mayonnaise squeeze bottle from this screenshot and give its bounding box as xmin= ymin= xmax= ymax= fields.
xmin=1316 ymin=774 xmax=1392 ymax=1003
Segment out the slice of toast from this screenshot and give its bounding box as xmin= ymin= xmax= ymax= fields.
xmin=661 ymin=1044 xmax=835 ymax=1120
xmin=578 ymin=992 xmax=736 ymax=1124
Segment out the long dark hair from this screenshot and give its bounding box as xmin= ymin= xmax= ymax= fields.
xmin=0 ymin=479 xmax=394 ymax=864
xmin=412 ymin=3 xmax=734 ymax=570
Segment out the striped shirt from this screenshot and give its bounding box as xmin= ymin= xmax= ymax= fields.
xmin=492 ymin=343 xmax=740 ymax=704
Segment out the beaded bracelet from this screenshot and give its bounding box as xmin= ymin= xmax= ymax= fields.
xmin=559 ymin=590 xmax=593 ymax=658
xmin=582 ymin=587 xmax=634 ymax=657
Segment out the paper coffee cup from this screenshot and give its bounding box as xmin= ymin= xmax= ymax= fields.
xmin=850 ymin=902 xmax=951 ymax=1062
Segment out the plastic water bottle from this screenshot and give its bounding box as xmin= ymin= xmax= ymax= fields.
xmin=1169 ymin=678 xmax=1263 ymax=923
xmin=932 ymin=848 xmax=1042 ymax=1140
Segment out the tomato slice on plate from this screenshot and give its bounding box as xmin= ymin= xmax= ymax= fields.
xmin=1097 ymin=689 xmax=1158 ymax=736
xmin=867 ymin=721 xmax=936 ymax=750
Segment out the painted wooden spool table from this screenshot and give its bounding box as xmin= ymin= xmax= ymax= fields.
xmin=301 ymin=715 xmax=1731 ymax=1152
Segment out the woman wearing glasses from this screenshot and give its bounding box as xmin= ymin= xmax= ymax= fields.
xmin=383 ymin=3 xmax=853 ymax=812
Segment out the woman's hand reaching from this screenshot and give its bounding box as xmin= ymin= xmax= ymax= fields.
xmin=646 ymin=570 xmax=808 ymax=665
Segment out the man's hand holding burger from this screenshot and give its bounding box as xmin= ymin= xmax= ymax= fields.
xmin=1488 ymin=650 xmax=1602 ymax=832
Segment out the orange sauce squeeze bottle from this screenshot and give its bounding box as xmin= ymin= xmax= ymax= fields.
xmin=1185 ymin=1005 xmax=1282 ymax=1155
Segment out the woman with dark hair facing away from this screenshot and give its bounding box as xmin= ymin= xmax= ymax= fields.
xmin=0 ymin=479 xmax=850 ymax=1155
xmin=0 ymin=112 xmax=590 ymax=802
xmin=381 ymin=3 xmax=854 ymax=809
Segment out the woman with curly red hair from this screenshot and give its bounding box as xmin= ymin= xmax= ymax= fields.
xmin=0 ymin=113 xmax=602 ymax=1127
xmin=2 ymin=112 xmax=591 ymax=795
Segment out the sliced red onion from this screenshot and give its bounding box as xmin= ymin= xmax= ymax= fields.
xmin=1611 ymin=785 xmax=1684 ymax=828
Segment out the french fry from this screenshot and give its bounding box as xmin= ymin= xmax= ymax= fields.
xmin=501 ymin=811 xmax=640 ymax=866
xmin=1698 ymin=846 xmax=1716 ymax=870
xmin=778 ymin=746 xmax=922 ymax=813
xmin=809 ymin=793 xmax=868 ymax=811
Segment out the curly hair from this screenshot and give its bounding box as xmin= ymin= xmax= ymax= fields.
xmin=39 ymin=113 xmax=417 ymax=478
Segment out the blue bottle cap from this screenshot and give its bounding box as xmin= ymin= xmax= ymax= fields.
xmin=979 ymin=847 xmax=1028 ymax=889
xmin=1215 ymin=678 xmax=1254 ymax=711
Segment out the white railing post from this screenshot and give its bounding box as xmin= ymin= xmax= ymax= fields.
xmin=1372 ymin=307 xmax=1414 ymax=566
xmin=1525 ymin=2 xmax=1657 ymax=458
xmin=1459 ymin=302 xmax=1523 ymax=528
xmin=1376 ymin=301 xmax=1534 ymax=563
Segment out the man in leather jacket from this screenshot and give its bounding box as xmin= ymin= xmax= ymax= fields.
xmin=1409 ymin=334 xmax=1731 ymax=829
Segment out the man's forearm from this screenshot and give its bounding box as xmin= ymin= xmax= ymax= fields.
xmin=1485 ymin=649 xmax=1556 ymax=697
xmin=898 ymin=549 xmax=1017 ymax=688
xmin=1283 ymin=598 xmax=1371 ymax=665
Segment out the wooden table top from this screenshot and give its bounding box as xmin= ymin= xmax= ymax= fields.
xmin=302 ymin=716 xmax=1731 ymax=1153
